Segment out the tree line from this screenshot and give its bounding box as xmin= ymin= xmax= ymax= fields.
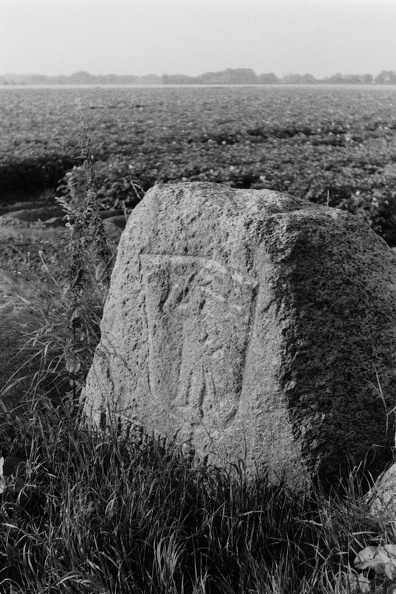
xmin=1 ymin=68 xmax=396 ymax=86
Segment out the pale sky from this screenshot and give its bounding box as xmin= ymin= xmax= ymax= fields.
xmin=1 ymin=0 xmax=395 ymax=78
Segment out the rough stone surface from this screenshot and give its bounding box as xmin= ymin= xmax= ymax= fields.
xmin=82 ymin=182 xmax=396 ymax=488
xmin=368 ymin=461 xmax=396 ymax=516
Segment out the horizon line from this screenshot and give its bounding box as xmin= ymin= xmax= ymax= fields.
xmin=1 ymin=67 xmax=395 ymax=79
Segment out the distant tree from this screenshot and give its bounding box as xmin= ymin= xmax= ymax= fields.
xmin=321 ymin=73 xmax=373 ymax=85
xmin=342 ymin=74 xmax=361 ymax=84
xmin=387 ymin=71 xmax=396 ymax=83
xmin=300 ymin=73 xmax=317 ymax=84
xmin=53 ymin=75 xmax=69 ymax=85
xmin=139 ymin=74 xmax=161 ymax=84
xmin=282 ymin=73 xmax=317 ymax=84
xmin=196 ymin=68 xmax=258 ymax=84
xmin=324 ymin=73 xmax=344 ymax=84
xmin=375 ymin=70 xmax=396 ymax=84
xmin=161 ymin=73 xmax=196 ymax=84
xmin=360 ymin=73 xmax=373 ymax=84
xmin=374 ymin=71 xmax=386 ymax=84
xmin=257 ymin=72 xmax=279 ymax=84
xmin=30 ymin=74 xmax=50 ymax=84
xmin=69 ymin=71 xmax=94 ymax=84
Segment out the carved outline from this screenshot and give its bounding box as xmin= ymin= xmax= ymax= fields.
xmin=140 ymin=253 xmax=260 ymax=426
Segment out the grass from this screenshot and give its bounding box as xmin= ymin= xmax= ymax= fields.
xmin=0 ymin=393 xmax=389 ymax=594
xmin=1 ymin=120 xmax=396 ymax=593
xmin=0 ymin=393 xmax=394 ymax=593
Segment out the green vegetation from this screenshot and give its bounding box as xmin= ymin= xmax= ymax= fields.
xmin=2 ymin=86 xmax=396 ymax=244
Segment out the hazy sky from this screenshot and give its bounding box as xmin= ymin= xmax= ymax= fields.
xmin=1 ymin=0 xmax=395 ymax=78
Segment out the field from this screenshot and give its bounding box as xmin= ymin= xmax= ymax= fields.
xmin=2 ymin=86 xmax=396 ymax=593
xmin=2 ymin=85 xmax=396 ymax=243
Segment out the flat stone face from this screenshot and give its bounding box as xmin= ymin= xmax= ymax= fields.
xmin=83 ymin=182 xmax=396 ymax=488
xmin=141 ymin=254 xmax=257 ymax=425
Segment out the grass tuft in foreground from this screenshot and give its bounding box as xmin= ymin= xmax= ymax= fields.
xmin=0 ymin=393 xmax=391 ymax=594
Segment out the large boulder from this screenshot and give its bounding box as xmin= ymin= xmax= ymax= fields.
xmin=82 ymin=182 xmax=396 ymax=488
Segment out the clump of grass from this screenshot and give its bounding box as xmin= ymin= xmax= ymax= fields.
xmin=7 ymin=116 xmax=116 ymax=403
xmin=0 ymin=394 xmax=391 ymax=594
